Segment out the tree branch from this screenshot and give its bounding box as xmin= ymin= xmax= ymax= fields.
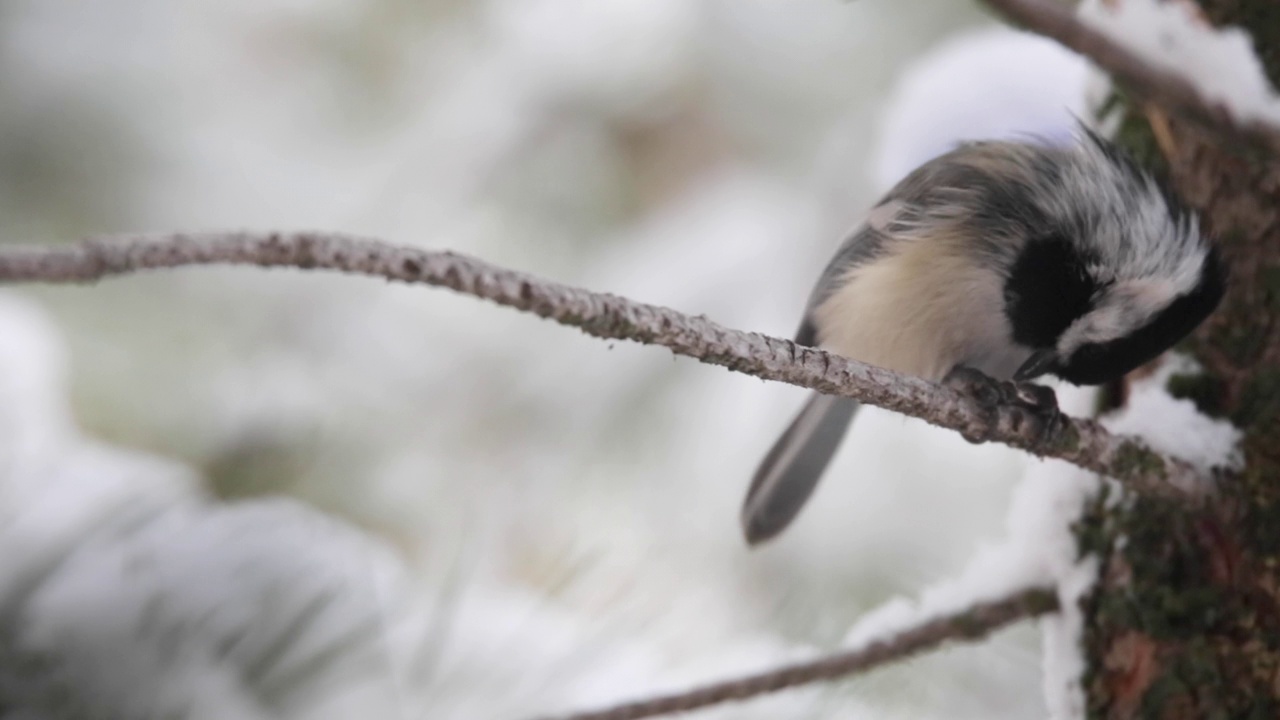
xmin=0 ymin=231 xmax=1207 ymax=498
xmin=527 ymin=587 xmax=1059 ymax=720
xmin=982 ymin=0 xmax=1280 ymax=153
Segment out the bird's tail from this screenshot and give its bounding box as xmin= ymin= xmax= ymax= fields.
xmin=740 ymin=392 xmax=859 ymax=546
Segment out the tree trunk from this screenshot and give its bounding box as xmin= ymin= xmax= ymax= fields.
xmin=1084 ymin=1 xmax=1280 ymax=717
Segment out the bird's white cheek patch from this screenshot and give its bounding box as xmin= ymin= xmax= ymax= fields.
xmin=1058 ymin=306 xmax=1125 ymax=354
xmin=1058 ymin=281 xmax=1175 ymax=353
xmin=1116 ymin=278 xmax=1180 ymax=315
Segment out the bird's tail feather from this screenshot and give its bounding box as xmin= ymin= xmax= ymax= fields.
xmin=741 ymin=392 xmax=859 ymax=546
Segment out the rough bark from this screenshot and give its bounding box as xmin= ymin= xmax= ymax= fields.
xmin=1084 ymin=2 xmax=1280 ymax=717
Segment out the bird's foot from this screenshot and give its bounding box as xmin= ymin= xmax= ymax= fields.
xmin=943 ymin=366 xmax=1060 ymax=446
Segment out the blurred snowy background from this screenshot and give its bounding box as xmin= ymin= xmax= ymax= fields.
xmin=0 ymin=1 xmax=1096 ymax=718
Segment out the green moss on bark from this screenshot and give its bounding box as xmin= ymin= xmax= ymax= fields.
xmin=1080 ymin=2 xmax=1280 ymax=715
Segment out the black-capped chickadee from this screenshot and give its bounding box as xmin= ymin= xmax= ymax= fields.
xmin=742 ymin=130 xmax=1225 ymax=546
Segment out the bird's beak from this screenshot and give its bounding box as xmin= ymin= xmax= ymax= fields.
xmin=1014 ymin=349 xmax=1057 ymax=381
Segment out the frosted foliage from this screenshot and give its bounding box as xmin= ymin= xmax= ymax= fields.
xmin=19 ymin=502 xmax=436 ymax=720
xmin=0 ymin=295 xmax=437 ymax=719
xmin=0 ymin=1 xmax=1138 ymax=718
xmin=0 ymin=294 xmax=843 ymax=720
xmin=1079 ymin=0 xmax=1280 ymax=126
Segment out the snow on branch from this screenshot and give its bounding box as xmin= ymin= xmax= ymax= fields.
xmin=528 ymin=587 xmax=1058 ymax=720
xmin=0 ymin=231 xmax=1207 ymax=497
xmin=983 ymin=0 xmax=1280 ymax=152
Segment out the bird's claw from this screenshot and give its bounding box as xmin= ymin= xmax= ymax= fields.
xmin=944 ymin=367 xmax=1060 ymax=446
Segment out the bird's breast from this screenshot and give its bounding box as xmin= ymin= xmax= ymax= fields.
xmin=811 ymin=236 xmax=1026 ymax=382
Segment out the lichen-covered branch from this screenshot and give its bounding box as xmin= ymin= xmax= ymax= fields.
xmin=528 ymin=587 xmax=1059 ymax=720
xmin=982 ymin=0 xmax=1280 ymax=153
xmin=0 ymin=231 xmax=1206 ymax=497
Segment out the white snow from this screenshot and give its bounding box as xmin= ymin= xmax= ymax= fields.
xmin=872 ymin=27 xmax=1092 ymax=191
xmin=18 ymin=501 xmax=437 ymax=720
xmin=837 ymin=384 xmax=1101 ymax=720
xmin=1103 ymin=355 xmax=1242 ymax=474
xmin=835 ymin=353 xmax=1245 ymax=720
xmin=833 ymin=353 xmax=1244 ymax=720
xmin=1079 ymin=0 xmax=1280 ymax=127
xmin=0 ymin=294 xmax=436 ymax=719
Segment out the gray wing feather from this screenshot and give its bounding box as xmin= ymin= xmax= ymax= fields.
xmin=741 ymin=197 xmax=917 ymax=545
xmin=741 ymin=392 xmax=860 ymax=545
xmin=792 ymin=227 xmax=881 ymax=347
xmin=741 ymin=207 xmax=894 ymax=545
xmin=801 ymin=198 xmax=912 ymax=323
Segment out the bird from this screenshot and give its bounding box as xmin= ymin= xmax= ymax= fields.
xmin=741 ymin=129 xmax=1225 ymax=546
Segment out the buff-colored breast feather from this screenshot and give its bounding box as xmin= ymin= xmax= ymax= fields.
xmin=811 ymin=230 xmax=1025 ymax=382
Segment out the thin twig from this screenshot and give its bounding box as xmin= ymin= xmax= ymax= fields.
xmin=527 ymin=587 xmax=1059 ymax=720
xmin=0 ymin=231 xmax=1207 ymax=498
xmin=982 ymin=0 xmax=1280 ymax=153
